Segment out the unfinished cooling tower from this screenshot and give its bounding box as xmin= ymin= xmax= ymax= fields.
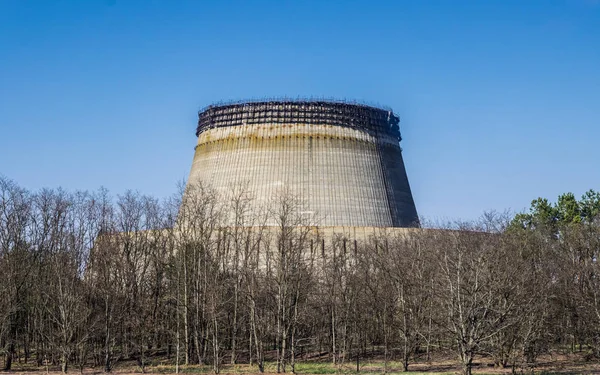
xmin=187 ymin=100 xmax=419 ymax=227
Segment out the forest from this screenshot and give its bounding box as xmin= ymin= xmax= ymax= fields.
xmin=1 ymin=175 xmax=600 ymax=375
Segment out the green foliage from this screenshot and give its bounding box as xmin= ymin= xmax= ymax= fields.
xmin=509 ymin=190 xmax=600 ymax=234
xmin=531 ymin=197 xmax=559 ymax=226
xmin=580 ymin=189 xmax=600 ymax=223
xmin=557 ymin=193 xmax=581 ymax=224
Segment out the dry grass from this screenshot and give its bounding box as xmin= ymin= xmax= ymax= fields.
xmin=2 ymin=353 xmax=600 ymax=375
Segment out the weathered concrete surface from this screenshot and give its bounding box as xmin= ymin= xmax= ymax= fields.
xmin=187 ymin=121 xmax=418 ymax=227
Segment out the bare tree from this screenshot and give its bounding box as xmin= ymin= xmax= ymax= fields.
xmin=0 ymin=177 xmax=33 ymax=371
xmin=428 ymin=224 xmax=522 ymax=375
xmin=267 ymin=188 xmax=315 ymax=373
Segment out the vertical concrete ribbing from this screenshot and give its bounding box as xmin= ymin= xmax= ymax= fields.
xmin=188 ymin=103 xmax=418 ymax=227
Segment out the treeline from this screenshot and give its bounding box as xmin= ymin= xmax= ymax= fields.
xmin=1 ymin=176 xmax=600 ymax=375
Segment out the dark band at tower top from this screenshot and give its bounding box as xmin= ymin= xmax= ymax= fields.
xmin=197 ymin=100 xmax=401 ymax=141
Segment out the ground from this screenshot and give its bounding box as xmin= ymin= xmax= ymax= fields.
xmin=2 ymin=353 xmax=600 ymax=375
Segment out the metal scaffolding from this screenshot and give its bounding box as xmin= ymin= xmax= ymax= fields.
xmin=196 ymin=100 xmax=401 ymax=141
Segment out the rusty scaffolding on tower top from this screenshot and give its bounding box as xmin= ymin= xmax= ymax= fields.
xmin=196 ymin=99 xmax=401 ymax=141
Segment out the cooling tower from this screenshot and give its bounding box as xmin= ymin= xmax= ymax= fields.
xmin=187 ymin=100 xmax=418 ymax=227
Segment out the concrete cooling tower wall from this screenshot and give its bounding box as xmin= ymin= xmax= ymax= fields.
xmin=187 ymin=100 xmax=419 ymax=227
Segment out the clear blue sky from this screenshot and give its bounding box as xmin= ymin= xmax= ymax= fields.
xmin=1 ymin=0 xmax=599 ymax=221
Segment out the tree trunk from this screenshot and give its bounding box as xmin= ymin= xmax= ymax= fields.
xmin=183 ymin=248 xmax=190 ymax=366
xmin=212 ymin=316 xmax=220 ymax=374
xmin=61 ymin=352 xmax=68 ymax=373
xmin=251 ymin=301 xmax=264 ymax=373
xmin=4 ymin=342 xmax=14 ymax=371
xmin=230 ymin=280 xmax=238 ymax=365
xmin=461 ymin=351 xmax=474 ymax=375
xmin=331 ymin=308 xmax=337 ymax=365
xmin=104 ymin=299 xmax=112 ymax=372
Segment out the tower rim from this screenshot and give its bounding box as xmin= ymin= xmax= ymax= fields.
xmin=196 ymin=99 xmax=401 ymax=140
